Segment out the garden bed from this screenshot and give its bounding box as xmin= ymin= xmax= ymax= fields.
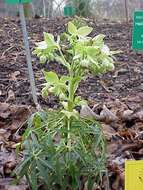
xmin=0 ymin=17 xmax=143 ymax=190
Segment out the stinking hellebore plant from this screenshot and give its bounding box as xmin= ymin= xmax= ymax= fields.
xmin=15 ymin=22 xmax=115 ymax=190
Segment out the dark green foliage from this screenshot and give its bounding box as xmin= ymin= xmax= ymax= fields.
xmin=15 ymin=111 xmax=106 ymax=190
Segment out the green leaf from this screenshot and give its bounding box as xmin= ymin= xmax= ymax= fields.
xmin=36 ymin=160 xmax=49 ymax=187
xmin=40 ymin=55 xmax=47 ymax=64
xmin=55 ymin=56 xmax=71 ymax=70
xmin=15 ymin=157 xmax=31 ymax=178
xmin=29 ymin=161 xmax=38 ymax=190
xmin=38 ymin=158 xmax=53 ymax=170
xmin=44 ymin=32 xmax=56 ymax=46
xmin=70 ymin=77 xmax=82 ymax=94
xmin=78 ymin=26 xmax=93 ymax=37
xmin=102 ymin=58 xmax=115 ymax=71
xmin=22 ymin=127 xmax=31 ymax=139
xmin=44 ymin=71 xmax=59 ymax=84
xmin=80 ymin=59 xmax=90 ymax=68
xmin=68 ymin=22 xmax=77 ymax=35
xmin=61 ymin=110 xmax=79 ymax=119
xmin=74 ymin=96 xmax=87 ymax=106
xmin=59 ymin=93 xmax=67 ymax=100
xmin=60 ymin=76 xmax=70 ymax=83
xmin=15 ymin=143 xmax=21 ymax=157
xmin=93 ymin=34 xmax=105 ymax=46
xmin=87 ymin=176 xmax=95 ymax=190
xmin=42 ymin=86 xmax=49 ymax=98
xmin=86 ymin=46 xmax=100 ymax=57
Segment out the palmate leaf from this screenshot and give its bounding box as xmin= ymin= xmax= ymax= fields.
xmin=44 ymin=71 xmax=59 ymax=84
xmin=28 ymin=161 xmax=38 ymax=190
xmin=16 ymin=109 xmax=106 ymax=189
xmin=77 ymin=26 xmax=93 ymax=37
xmin=14 ymin=157 xmax=32 ymax=179
xmin=36 ymin=159 xmax=52 ymax=189
xmin=93 ymin=34 xmax=105 ymax=47
xmin=44 ymin=32 xmax=56 ymax=47
xmin=86 ymin=46 xmax=101 ymax=57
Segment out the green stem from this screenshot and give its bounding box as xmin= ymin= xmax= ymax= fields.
xmin=67 ymin=119 xmax=71 ymax=148
xmin=58 ymin=48 xmax=73 ymax=75
xmin=58 ymin=47 xmax=75 ymax=149
xmin=59 ymin=48 xmax=68 ymax=65
xmin=67 ymin=77 xmax=75 ymax=149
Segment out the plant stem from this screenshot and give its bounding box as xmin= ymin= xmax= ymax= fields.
xmin=58 ymin=47 xmax=75 ymax=149
xmin=67 ymin=119 xmax=71 ymax=148
xmin=67 ymin=76 xmax=75 ymax=148
xmin=59 ymin=48 xmax=67 ymax=65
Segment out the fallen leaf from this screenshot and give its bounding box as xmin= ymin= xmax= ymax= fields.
xmin=122 ymin=109 xmax=134 ymax=120
xmin=0 ymin=102 xmax=9 ymax=113
xmin=84 ymin=181 xmax=101 ymax=190
xmin=0 ymin=178 xmax=27 ymax=190
xmin=80 ymin=104 xmax=118 ymax=123
xmin=101 ymin=123 xmax=117 ymax=140
xmin=134 ymin=109 xmax=143 ymax=121
xmin=6 ymin=90 xmax=15 ymax=102
xmin=100 ymin=105 xmax=118 ymax=123
xmin=10 ymin=71 xmax=20 ymax=81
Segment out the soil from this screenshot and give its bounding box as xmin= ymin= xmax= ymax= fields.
xmin=0 ymin=16 xmax=143 ymax=190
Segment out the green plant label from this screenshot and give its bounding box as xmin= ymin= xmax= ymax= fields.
xmin=5 ymin=0 xmax=31 ymax=4
xmin=64 ymin=6 xmax=76 ymax=17
xmin=132 ymin=10 xmax=143 ymax=50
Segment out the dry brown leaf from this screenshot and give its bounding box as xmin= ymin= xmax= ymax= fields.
xmin=80 ymin=105 xmax=103 ymax=120
xmin=5 ymin=105 xmax=31 ymax=133
xmin=0 ymin=129 xmax=11 ymax=142
xmin=10 ymin=105 xmax=30 ymax=122
xmin=100 ymin=105 xmax=118 ymax=123
xmin=134 ymin=122 xmax=143 ymax=131
xmin=6 ymin=90 xmax=15 ymax=102
xmin=107 ymin=142 xmax=119 ymax=155
xmin=124 ymin=95 xmax=142 ymax=111
xmin=101 ymin=123 xmax=117 ymax=140
xmin=134 ymin=109 xmax=143 ymax=121
xmin=112 ymin=175 xmax=120 ymax=190
xmin=138 ymin=148 xmax=143 ymax=155
xmin=0 ymin=178 xmax=27 ymax=190
xmin=0 ymin=102 xmax=9 ymax=112
xmin=84 ymin=181 xmax=101 ymax=190
xmin=122 ymin=109 xmax=134 ymax=120
xmin=10 ymin=71 xmax=20 ymax=81
xmin=80 ymin=104 xmax=118 ymax=123
xmin=104 ymin=99 xmax=128 ymax=121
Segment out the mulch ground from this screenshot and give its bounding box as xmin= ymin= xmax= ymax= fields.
xmin=0 ymin=16 xmax=143 ymax=190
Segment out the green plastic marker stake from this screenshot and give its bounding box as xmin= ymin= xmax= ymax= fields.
xmin=132 ymin=10 xmax=143 ymax=50
xmin=64 ymin=6 xmax=76 ymax=17
xmin=5 ymin=0 xmax=40 ymax=109
xmin=6 ymin=0 xmax=31 ymax=5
